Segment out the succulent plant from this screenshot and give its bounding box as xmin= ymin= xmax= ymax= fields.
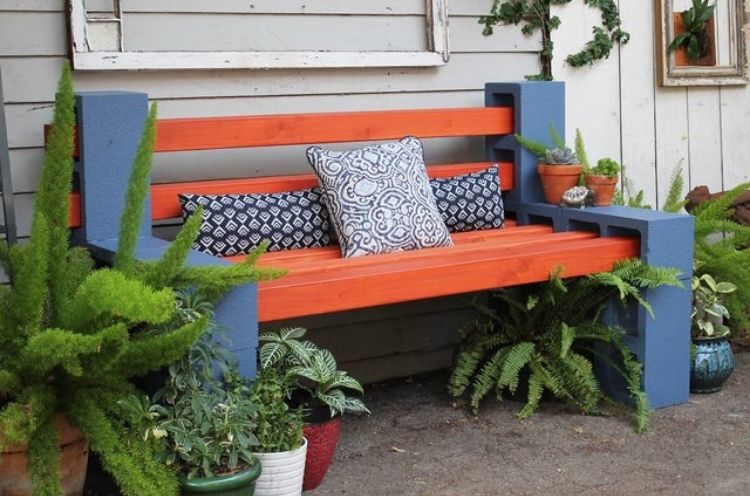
xmin=590 ymin=158 xmax=621 ymax=178
xmin=541 ymin=147 xmax=578 ymax=165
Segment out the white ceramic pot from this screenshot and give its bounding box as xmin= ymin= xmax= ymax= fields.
xmin=253 ymin=438 xmax=308 ymax=496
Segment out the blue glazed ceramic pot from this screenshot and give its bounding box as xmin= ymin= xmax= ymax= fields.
xmin=690 ymin=337 xmax=735 ymax=393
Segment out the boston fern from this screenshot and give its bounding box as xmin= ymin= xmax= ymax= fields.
xmin=259 ymin=328 xmax=369 ymax=417
xmin=449 ymin=260 xmax=683 ymax=433
xmin=0 ymin=64 xmax=281 ymax=496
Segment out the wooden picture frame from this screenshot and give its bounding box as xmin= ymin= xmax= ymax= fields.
xmin=68 ymin=0 xmax=450 ymax=71
xmin=656 ymin=0 xmax=748 ymax=86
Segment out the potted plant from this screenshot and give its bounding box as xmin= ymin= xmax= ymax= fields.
xmin=515 ymin=124 xmax=583 ymax=205
xmin=120 ymin=292 xmax=263 ymax=495
xmin=0 ymin=65 xmax=280 ymax=496
xmin=258 ymin=328 xmax=369 ymax=491
xmin=585 ymin=158 xmax=621 ymax=206
xmin=669 ymin=0 xmax=717 ymax=66
xmin=249 ymin=369 xmax=306 ymax=496
xmin=690 ymin=273 xmax=737 ymax=393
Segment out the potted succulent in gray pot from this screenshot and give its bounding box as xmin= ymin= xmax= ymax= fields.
xmin=120 ymin=293 xmax=263 ymax=496
xmin=515 ymin=124 xmax=583 ymax=205
xmin=690 ymin=273 xmax=737 ymax=393
xmin=585 ymin=158 xmax=621 ymax=206
xmin=258 ymin=328 xmax=369 ymax=491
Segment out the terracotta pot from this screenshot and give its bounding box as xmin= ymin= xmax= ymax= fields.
xmin=302 ymin=411 xmax=342 ymax=492
xmin=537 ymin=163 xmax=583 ymax=205
xmin=673 ymin=13 xmax=716 ymax=67
xmin=0 ymin=414 xmax=89 ymax=496
xmin=585 ymin=174 xmax=619 ymax=206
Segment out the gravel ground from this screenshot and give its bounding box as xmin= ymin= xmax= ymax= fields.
xmin=310 ymin=352 xmax=750 ymax=496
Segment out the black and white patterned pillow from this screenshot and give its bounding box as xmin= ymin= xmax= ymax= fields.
xmin=430 ymin=167 xmax=505 ymax=232
xmin=179 ymin=189 xmax=331 ymax=257
xmin=306 ymin=137 xmax=453 ymax=258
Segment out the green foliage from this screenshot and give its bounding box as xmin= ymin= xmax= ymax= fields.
xmin=690 ymin=181 xmax=750 ymax=335
xmin=515 ymin=122 xmax=579 ymax=166
xmin=114 ymin=103 xmax=158 ymax=275
xmin=575 ymin=129 xmax=591 ymax=174
xmin=662 ymin=166 xmax=687 ymax=213
xmin=249 ymin=369 xmax=304 ymax=453
xmin=121 ymin=294 xmax=260 ymax=479
xmin=0 ymin=65 xmax=283 ymax=495
xmin=691 ymin=274 xmax=737 ymax=338
xmin=480 ymin=1 xmax=629 ymax=80
xmin=669 ymin=0 xmax=717 ymax=62
xmin=259 ymin=328 xmax=369 ymax=417
xmin=590 ymin=158 xmax=621 ymax=178
xmin=449 ymin=259 xmax=683 ymax=432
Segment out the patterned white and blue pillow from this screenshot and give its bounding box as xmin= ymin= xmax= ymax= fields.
xmin=306 ymin=137 xmax=453 ymax=258
xmin=178 ymin=189 xmax=331 ymax=257
xmin=430 ymin=167 xmax=505 ymax=232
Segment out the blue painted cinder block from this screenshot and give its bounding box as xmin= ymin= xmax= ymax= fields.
xmin=485 ymin=82 xmax=693 ymax=409
xmin=74 ymin=91 xmax=259 ymax=378
xmin=485 ymin=82 xmax=565 ymax=211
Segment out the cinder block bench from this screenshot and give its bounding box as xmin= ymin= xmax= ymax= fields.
xmin=56 ymin=82 xmax=693 ymax=408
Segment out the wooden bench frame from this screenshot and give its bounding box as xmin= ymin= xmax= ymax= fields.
xmin=63 ymin=82 xmax=694 ymax=409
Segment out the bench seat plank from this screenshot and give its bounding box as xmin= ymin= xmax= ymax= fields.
xmin=251 ymin=232 xmax=640 ymax=322
xmin=227 ymin=222 xmax=545 ymax=266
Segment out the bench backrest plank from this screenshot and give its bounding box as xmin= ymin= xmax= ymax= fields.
xmin=67 ymin=161 xmax=513 ymax=227
xmin=58 ymin=107 xmax=514 ymax=157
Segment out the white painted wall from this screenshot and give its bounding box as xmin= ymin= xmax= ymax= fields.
xmin=554 ymin=2 xmax=750 ymax=209
xmin=1 ymin=1 xmax=748 ymax=380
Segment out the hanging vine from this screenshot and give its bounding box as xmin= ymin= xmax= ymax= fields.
xmin=479 ymin=0 xmax=629 ymax=80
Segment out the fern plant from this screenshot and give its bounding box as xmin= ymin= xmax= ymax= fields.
xmin=0 ymin=64 xmax=283 ymax=496
xmin=449 ymin=260 xmax=683 ymax=433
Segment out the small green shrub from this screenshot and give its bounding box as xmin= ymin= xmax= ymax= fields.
xmin=120 ymin=292 xmax=261 ymax=480
xmin=259 ymin=328 xmax=369 ymax=417
xmin=590 ymin=158 xmax=621 ymax=178
xmin=249 ymin=369 xmax=304 ymax=453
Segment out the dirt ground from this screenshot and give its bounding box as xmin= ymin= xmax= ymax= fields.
xmin=310 ymin=352 xmax=750 ymax=496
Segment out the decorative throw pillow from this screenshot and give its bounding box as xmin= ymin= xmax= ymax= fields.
xmin=306 ymin=136 xmax=453 ymax=258
xmin=179 ymin=189 xmax=331 ymax=257
xmin=430 ymin=167 xmax=505 ymax=232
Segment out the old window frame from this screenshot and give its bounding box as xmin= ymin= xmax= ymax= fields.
xmin=68 ymin=0 xmax=450 ymax=70
xmin=655 ymin=0 xmax=749 ymax=86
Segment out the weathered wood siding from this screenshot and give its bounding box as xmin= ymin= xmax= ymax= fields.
xmin=1 ymin=1 xmax=748 ymax=381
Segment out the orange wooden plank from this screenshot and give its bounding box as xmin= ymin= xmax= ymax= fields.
xmin=232 ymin=225 xmax=552 ymax=268
xmin=256 ymin=236 xmax=640 ymax=322
xmin=255 ymin=231 xmax=599 ymax=277
xmin=54 ymin=107 xmax=513 ymax=157
xmin=68 ymin=162 xmax=514 ymax=227
xmin=155 ymin=107 xmax=512 ymax=152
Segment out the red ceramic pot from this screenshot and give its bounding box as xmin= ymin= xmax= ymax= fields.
xmin=301 ymin=407 xmax=342 ymax=492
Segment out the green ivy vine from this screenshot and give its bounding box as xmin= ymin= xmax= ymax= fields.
xmin=480 ymin=0 xmax=630 ymax=80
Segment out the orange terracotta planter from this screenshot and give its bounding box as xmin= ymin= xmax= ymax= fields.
xmin=673 ymin=13 xmax=716 ymax=67
xmin=537 ymin=163 xmax=583 ymax=205
xmin=0 ymin=414 xmax=89 ymax=496
xmin=586 ymin=174 xmax=619 ymax=206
